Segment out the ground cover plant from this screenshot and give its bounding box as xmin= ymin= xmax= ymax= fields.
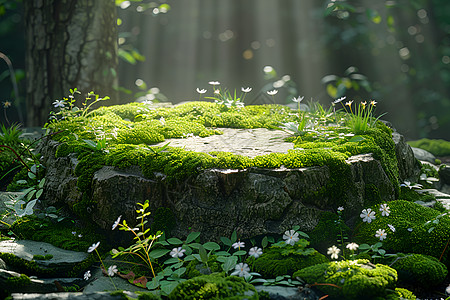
xmin=1 ymin=87 xmax=450 ymax=299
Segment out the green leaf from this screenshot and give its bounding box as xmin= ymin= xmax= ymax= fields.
xmin=222 ymin=256 xmax=237 ymax=272
xmin=38 ymin=178 xmax=46 ymax=189
xmin=164 ymin=257 xmax=179 ymax=264
xmin=262 ymin=236 xmax=268 ymax=248
xmin=167 ymin=237 xmax=183 ymax=245
xmin=198 ymin=245 xmax=208 ymax=263
xmin=349 ymin=136 xmax=365 ymax=143
xmin=220 ymin=237 xmax=232 ymax=246
xmin=428 ymin=227 xmax=435 ymax=233
xmin=232 ymin=250 xmax=247 ymax=256
xmin=189 ymin=243 xmax=201 ymax=249
xmin=16 ymin=180 xmax=27 ymax=185
xmin=186 ymin=232 xmax=201 ymax=244
xmin=173 ymin=267 xmax=186 ymax=277
xmin=297 ymin=231 xmax=310 ymax=239
xmin=26 ymin=190 xmax=36 ymax=201
xmin=36 ymin=189 xmax=43 ymax=199
xmin=149 ymin=248 xmax=170 ymax=259
xmin=230 ymin=231 xmax=237 ymax=243
xmin=214 ymin=251 xmax=231 ymax=257
xmin=27 ymin=172 xmax=36 ymax=179
xmin=203 ymin=242 xmax=220 ymax=251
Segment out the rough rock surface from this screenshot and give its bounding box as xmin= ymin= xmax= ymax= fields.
xmin=411 ymin=146 xmax=436 ymax=163
xmin=40 ymin=128 xmax=419 ymax=241
xmin=0 ymin=239 xmax=88 ymax=275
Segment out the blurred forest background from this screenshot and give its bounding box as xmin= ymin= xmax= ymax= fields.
xmin=0 ymin=0 xmax=449 ymax=140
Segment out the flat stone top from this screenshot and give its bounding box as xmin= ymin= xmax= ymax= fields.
xmin=156 ymin=128 xmax=294 ymax=158
xmin=0 ymin=239 xmax=88 ymax=265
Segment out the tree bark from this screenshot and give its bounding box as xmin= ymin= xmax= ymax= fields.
xmin=24 ymin=0 xmax=119 ymax=126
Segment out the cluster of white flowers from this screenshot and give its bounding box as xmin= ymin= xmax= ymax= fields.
xmin=360 ymin=203 xmax=392 ymax=241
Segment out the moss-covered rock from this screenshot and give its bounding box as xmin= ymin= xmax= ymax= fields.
xmin=388 ymin=253 xmax=447 ymax=287
xmin=293 ymin=259 xmax=398 ymax=300
xmin=354 ymin=200 xmax=450 ymax=267
xmin=408 ymin=138 xmax=450 ymax=157
xmin=168 ymin=274 xmax=258 ymax=300
xmin=250 ymin=239 xmax=329 ymax=278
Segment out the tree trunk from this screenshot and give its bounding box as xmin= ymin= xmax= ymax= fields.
xmin=24 ymin=0 xmax=119 ymax=127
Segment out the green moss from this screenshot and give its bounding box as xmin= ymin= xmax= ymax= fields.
xmin=293 ymin=259 xmax=398 ymax=300
xmin=10 ymin=216 xmax=104 ymax=253
xmin=47 ymin=102 xmax=404 ymax=222
xmin=0 ymin=253 xmax=54 ymax=277
xmin=408 ymin=138 xmax=450 ymax=156
xmin=354 ymin=200 xmax=450 ymax=266
xmin=250 ymin=240 xmax=329 ymax=278
xmin=33 ymin=254 xmax=53 ymax=260
xmin=168 ymin=274 xmax=258 ymax=300
xmin=6 ymin=273 xmax=31 ymax=288
xmin=387 ymin=288 xmax=416 ymax=300
xmin=388 ymin=253 xmax=447 ymax=287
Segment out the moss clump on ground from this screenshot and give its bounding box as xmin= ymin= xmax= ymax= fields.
xmin=354 ymin=200 xmax=450 ymax=267
xmin=168 ymin=274 xmax=258 ymax=300
xmin=408 ymin=138 xmax=450 ymax=156
xmin=248 ymin=238 xmax=328 ymax=278
xmin=293 ymin=259 xmax=398 ymax=300
xmin=388 ymin=253 xmax=447 ymax=287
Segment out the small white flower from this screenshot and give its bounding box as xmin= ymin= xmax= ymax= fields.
xmin=332 ymin=96 xmax=346 ymax=104
xmin=379 ymin=204 xmax=390 ymax=217
xmin=112 ymin=215 xmax=122 ymax=230
xmin=327 ymin=245 xmax=340 ymax=260
xmin=375 ymin=229 xmax=387 ymax=241
xmin=78 ymin=234 xmax=83 ymax=238
xmin=241 ymin=87 xmax=252 ymax=93
xmin=283 ymin=230 xmax=299 ymax=246
xmin=346 ymin=243 xmax=359 ymax=251
xmin=87 ymin=241 xmax=100 ymax=253
xmin=400 ymin=181 xmax=423 ymax=190
xmin=84 ymin=270 xmax=91 ymax=280
xmin=337 ymin=206 xmax=344 ymax=211
xmin=231 ymin=263 xmax=250 ymax=277
xmin=53 ymin=100 xmax=65 ymax=108
xmin=214 ymin=89 xmax=220 ymax=94
xmin=196 ymin=88 xmax=207 ymax=94
xmin=72 ymin=231 xmax=77 ymax=235
xmin=208 ymin=81 xmax=220 ymax=85
xmin=108 ymin=265 xmax=118 ymax=277
xmin=407 ymin=227 xmax=413 ymax=232
xmin=267 ymin=89 xmax=278 ymax=96
xmin=170 ymin=247 xmax=186 ymax=258
xmin=232 ymin=241 xmax=245 ymax=249
xmin=159 ymin=117 xmax=165 ymax=126
xmin=360 ymin=208 xmax=376 ymax=223
xmin=388 ymin=224 xmax=396 ymax=232
xmin=292 ymin=96 xmax=304 ymax=103
xmin=248 ymin=247 xmax=263 ymax=258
